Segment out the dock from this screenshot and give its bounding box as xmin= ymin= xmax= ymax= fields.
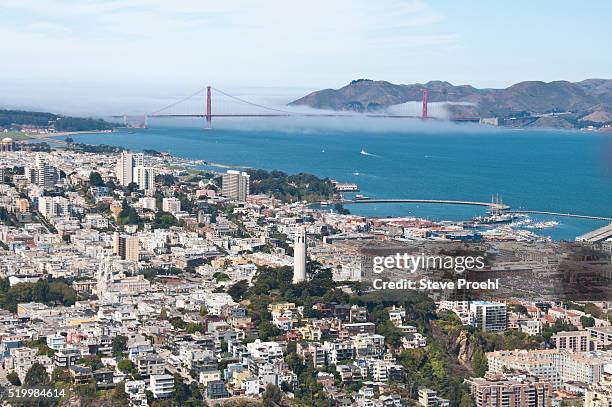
xmin=344 ymin=198 xmax=509 ymax=211
xmin=576 ymin=223 xmax=612 ymax=242
xmin=509 ymin=210 xmax=612 ymax=222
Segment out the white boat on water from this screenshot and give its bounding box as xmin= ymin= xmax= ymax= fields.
xmin=533 ymin=221 xmax=559 ymax=229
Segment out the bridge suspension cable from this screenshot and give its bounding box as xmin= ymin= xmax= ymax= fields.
xmin=148 ymin=85 xmax=208 ymax=116
xmin=210 ymin=87 xmax=296 ymax=115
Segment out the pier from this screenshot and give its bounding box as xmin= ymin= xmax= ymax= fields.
xmin=508 ymin=210 xmax=612 ymax=222
xmin=343 ymin=199 xmax=612 ymax=222
xmin=576 ymin=223 xmax=612 ymax=242
xmin=344 ymin=198 xmax=510 ymax=211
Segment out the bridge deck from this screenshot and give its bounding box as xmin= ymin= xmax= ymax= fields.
xmin=114 ymin=114 xmax=480 ymax=121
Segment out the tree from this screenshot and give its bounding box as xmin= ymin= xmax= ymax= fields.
xmin=118 ymin=359 xmax=135 ymax=374
xmin=258 ymin=321 xmax=281 ymax=341
xmin=112 ymin=335 xmax=128 ymax=357
xmin=78 ymin=354 xmax=103 ymax=370
xmin=262 ymin=384 xmax=282 ymax=407
xmin=213 ymin=272 xmax=230 ymax=283
xmin=155 ymin=174 xmax=177 ymax=186
xmin=52 ymin=367 xmax=72 ymax=384
xmin=89 ymin=171 xmax=105 ymax=187
xmin=580 ymin=315 xmax=595 ymax=328
xmin=154 ymin=211 xmax=178 ymax=228
xmin=126 ymin=182 xmax=139 ymax=193
xmin=32 ymin=280 xmax=50 ymax=303
xmin=509 ymin=304 xmax=528 ymax=316
xmin=459 ymin=392 xmax=474 ymax=407
xmin=112 ymin=382 xmax=130 ymax=407
xmin=7 ymin=371 xmax=21 ymax=386
xmin=170 ymin=316 xmax=186 ymax=330
xmin=127 ymin=207 xmax=139 ymax=225
xmin=376 ymin=320 xmax=403 ymax=348
xmin=228 ymin=280 xmax=249 ymax=301
xmin=472 ymin=349 xmax=488 ymax=377
xmin=187 ymin=322 xmax=205 ymax=334
xmin=24 ymin=363 xmax=50 ymax=386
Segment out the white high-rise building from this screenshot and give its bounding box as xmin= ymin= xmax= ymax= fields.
xmin=38 ymin=196 xmax=69 ymax=218
xmin=28 ymin=154 xmax=59 ymax=189
xmin=222 ymin=170 xmax=250 ymax=201
xmin=116 ymin=152 xmax=144 ymax=186
xmin=292 ymin=226 xmax=307 ymax=284
xmin=162 ymin=197 xmax=181 ymax=214
xmin=134 ymin=166 xmax=156 ymax=193
xmin=139 ymin=197 xmax=157 ymax=211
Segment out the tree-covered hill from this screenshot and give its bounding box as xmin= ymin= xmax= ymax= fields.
xmin=0 ymin=109 xmax=118 ymax=131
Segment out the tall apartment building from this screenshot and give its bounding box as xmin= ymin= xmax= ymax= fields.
xmin=28 ymin=154 xmax=59 ymax=189
xmin=113 ymin=232 xmax=140 ymax=261
xmin=162 ymin=197 xmax=181 ymax=214
xmin=552 ymin=330 xmax=598 ymax=352
xmin=139 ymin=196 xmax=157 ymax=211
xmin=116 ymin=152 xmax=144 ymax=186
xmin=465 ymin=373 xmax=553 ymax=407
xmin=221 ymin=170 xmax=250 ymax=201
xmin=134 ymin=166 xmax=156 ymax=193
xmin=470 ymin=301 xmax=507 ymax=332
xmin=486 ymin=349 xmax=606 ymax=389
xmin=38 ymin=196 xmax=69 ymax=218
xmin=587 ymin=326 xmax=612 ymax=347
xmin=292 ymin=226 xmax=307 ymax=284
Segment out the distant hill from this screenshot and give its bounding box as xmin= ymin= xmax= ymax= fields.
xmin=289 ymin=78 xmax=612 ymax=128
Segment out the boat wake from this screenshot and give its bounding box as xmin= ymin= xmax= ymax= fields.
xmin=360 ymin=149 xmax=380 ymax=157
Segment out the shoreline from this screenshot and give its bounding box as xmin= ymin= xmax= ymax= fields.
xmin=48 ymin=130 xmax=252 ymax=170
xmin=51 ymin=129 xmax=115 ymax=137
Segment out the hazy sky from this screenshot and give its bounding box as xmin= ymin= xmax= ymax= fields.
xmin=1 ymin=0 xmax=611 ymax=113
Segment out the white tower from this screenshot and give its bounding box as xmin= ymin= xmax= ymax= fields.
xmin=292 ymin=226 xmax=307 ymax=284
xmin=116 ymin=152 xmax=144 ymax=187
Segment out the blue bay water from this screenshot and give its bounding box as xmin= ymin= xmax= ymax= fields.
xmin=67 ymin=119 xmax=612 ymax=240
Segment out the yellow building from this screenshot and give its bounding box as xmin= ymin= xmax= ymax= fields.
xmin=267 ymin=302 xmax=296 ymax=313
xmin=15 ymin=198 xmax=29 ymax=213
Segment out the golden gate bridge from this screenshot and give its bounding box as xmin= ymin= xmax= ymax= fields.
xmin=114 ymin=86 xmax=481 ymax=128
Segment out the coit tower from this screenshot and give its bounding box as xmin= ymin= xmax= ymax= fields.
xmin=292 ymin=226 xmax=307 ymax=284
